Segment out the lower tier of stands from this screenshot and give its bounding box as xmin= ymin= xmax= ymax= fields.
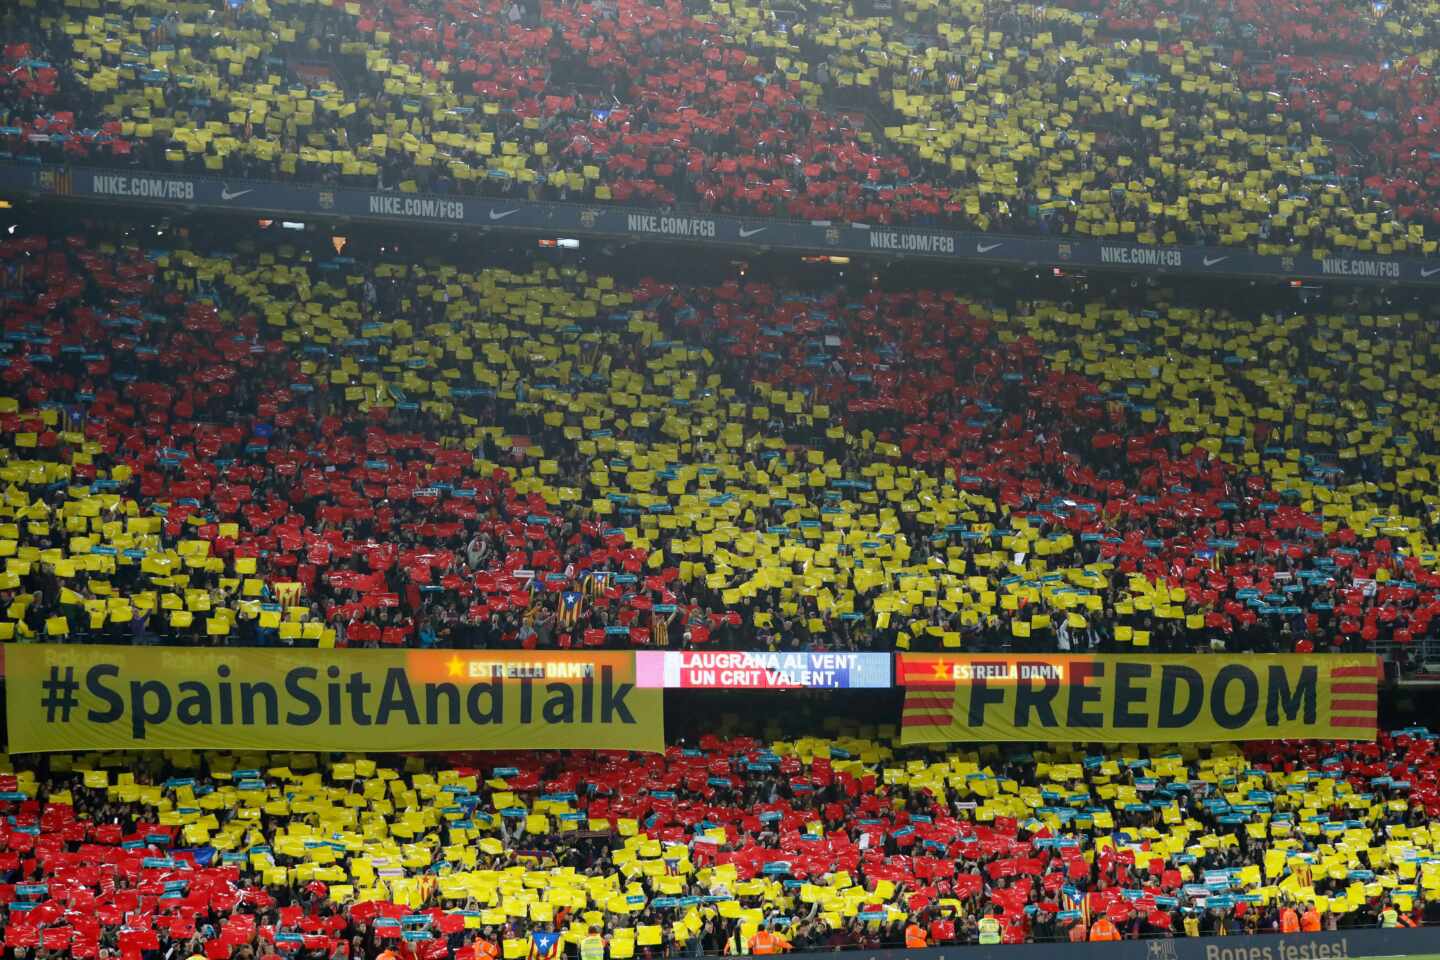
xmin=0 ymin=731 xmax=1437 ymax=957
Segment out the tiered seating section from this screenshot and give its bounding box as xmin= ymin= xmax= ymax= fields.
xmin=2 ymin=0 xmax=1440 ymax=252
xmin=0 ymin=227 xmax=1435 ymax=654
xmin=0 ymin=732 xmax=1434 ymax=956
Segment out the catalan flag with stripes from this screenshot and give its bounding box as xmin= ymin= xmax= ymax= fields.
xmin=557 ymin=590 xmax=584 ymax=629
xmin=1327 ymin=660 xmax=1380 ymax=733
xmin=897 ymin=654 xmax=1379 ymax=745
xmin=580 ymin=571 xmax=609 ymax=599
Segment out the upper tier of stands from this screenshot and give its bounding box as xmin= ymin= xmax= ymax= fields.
xmin=0 ymin=223 xmax=1437 ymax=661
xmin=3 ymin=0 xmax=1440 ymax=254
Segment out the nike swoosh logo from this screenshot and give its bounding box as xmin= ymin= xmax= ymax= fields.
xmin=488 ymin=209 xmax=520 ymax=221
xmin=220 ymin=187 xmax=253 ymax=201
xmin=1203 ymin=256 xmax=1228 ymax=266
xmin=1421 ymin=266 xmax=1440 ymax=278
xmin=976 ymin=242 xmax=1002 ymax=253
xmin=738 ymin=226 xmax=767 ymax=238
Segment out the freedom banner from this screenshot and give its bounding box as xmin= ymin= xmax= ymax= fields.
xmin=897 ymin=654 xmax=1378 ymax=744
xmin=635 ymin=651 xmax=891 ymax=689
xmin=6 ymin=646 xmax=663 ymax=753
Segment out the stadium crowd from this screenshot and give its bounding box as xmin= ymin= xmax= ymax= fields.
xmin=2 ymin=0 xmax=1440 ymax=252
xmin=0 ymin=730 xmax=1436 ymax=958
xmin=0 ymin=222 xmax=1436 ymax=658
xmin=4 ymin=0 xmax=1440 ymax=955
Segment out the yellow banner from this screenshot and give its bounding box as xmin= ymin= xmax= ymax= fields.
xmin=897 ymin=653 xmax=1378 ymax=744
xmin=6 ymin=646 xmax=663 ymax=753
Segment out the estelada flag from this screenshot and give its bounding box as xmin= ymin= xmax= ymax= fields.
xmin=557 ymin=591 xmax=584 ymax=628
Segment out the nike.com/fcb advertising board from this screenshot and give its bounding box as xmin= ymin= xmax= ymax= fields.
xmin=17 ymin=163 xmax=1437 ymax=286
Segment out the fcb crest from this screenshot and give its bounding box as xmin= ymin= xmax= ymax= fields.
xmin=39 ymin=168 xmax=71 ymax=196
xmin=317 ymin=190 xmax=335 ymax=210
xmin=579 ymin=208 xmax=600 ymax=229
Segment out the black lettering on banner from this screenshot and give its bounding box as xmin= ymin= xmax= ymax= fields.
xmin=86 ymin=664 xmax=123 ymax=722
xmin=129 ymin=680 xmax=171 ymax=739
xmin=177 ymin=681 xmax=210 ymax=724
xmin=1013 ymin=663 xmax=1060 ymax=727
xmin=61 ymin=658 xmax=642 ymax=741
xmin=520 ymin=675 xmax=534 ymax=722
xmin=375 ymin=668 xmax=419 ymax=725
xmin=426 ymin=682 xmax=460 ymax=725
xmin=240 ymin=681 xmax=278 ymax=726
xmin=1159 ymin=665 xmax=1203 ymax=727
xmin=326 ymin=665 xmax=343 ymax=723
xmin=1212 ymin=664 xmax=1259 ymax=729
xmin=285 ymin=668 xmax=321 ymax=724
xmin=1266 ymin=664 xmax=1317 ymax=725
xmin=600 ymin=665 xmax=636 ymax=723
xmin=968 ymin=672 xmax=1006 ymax=727
xmin=1067 ymin=660 xmax=1105 ymax=727
xmin=346 ymin=672 xmax=372 ymax=725
xmin=1112 ymin=662 xmax=1151 ymax=727
xmin=543 ymin=683 xmax=575 ymax=723
xmin=218 ymin=664 xmax=234 ymax=724
xmin=467 ymin=679 xmax=504 ymax=723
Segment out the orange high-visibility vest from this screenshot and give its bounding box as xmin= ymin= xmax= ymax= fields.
xmin=1089 ymin=918 xmax=1121 ymax=942
xmin=750 ymin=933 xmax=781 ymax=956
